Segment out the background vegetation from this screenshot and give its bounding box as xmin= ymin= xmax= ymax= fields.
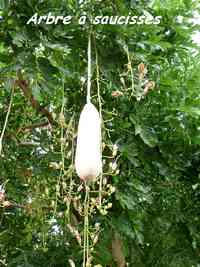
xmin=0 ymin=0 xmax=200 ymax=266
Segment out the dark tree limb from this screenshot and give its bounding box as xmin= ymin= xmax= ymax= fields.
xmin=15 ymin=73 xmax=54 ymax=125
xmin=17 ymin=121 xmax=51 ymax=133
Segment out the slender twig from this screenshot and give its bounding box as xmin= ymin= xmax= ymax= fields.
xmin=125 ymin=46 xmax=134 ymax=97
xmin=0 ymin=259 xmax=6 ymax=266
xmin=54 ymin=80 xmax=66 ymax=216
xmin=0 ymin=86 xmax=14 ymax=155
xmin=65 ymin=116 xmax=75 ymax=223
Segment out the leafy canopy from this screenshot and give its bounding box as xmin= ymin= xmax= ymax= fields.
xmin=0 ymin=0 xmax=200 ymax=266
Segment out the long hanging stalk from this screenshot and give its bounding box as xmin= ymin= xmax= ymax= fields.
xmin=83 ymin=182 xmax=90 ymax=267
xmin=87 ymin=33 xmax=92 ymax=104
xmin=0 ymin=85 xmax=14 ymax=155
xmin=82 ymin=32 xmax=92 ymax=267
xmin=93 ymin=34 xmax=103 ymax=206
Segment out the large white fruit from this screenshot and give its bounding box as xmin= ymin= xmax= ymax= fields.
xmin=75 ymin=103 xmax=102 ymax=181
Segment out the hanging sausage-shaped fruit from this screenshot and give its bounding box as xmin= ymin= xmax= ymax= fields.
xmin=75 ymin=35 xmax=102 ymax=181
xmin=75 ymin=102 xmax=102 ymax=181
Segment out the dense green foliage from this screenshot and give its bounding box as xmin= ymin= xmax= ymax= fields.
xmin=0 ymin=0 xmax=200 ymax=266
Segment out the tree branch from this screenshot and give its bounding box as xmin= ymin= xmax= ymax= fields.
xmin=15 ymin=75 xmax=54 ymax=125
xmin=17 ymin=121 xmax=51 ymax=133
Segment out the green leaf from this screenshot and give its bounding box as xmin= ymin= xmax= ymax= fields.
xmin=135 ymin=125 xmax=158 ymax=147
xmin=37 ymin=57 xmax=59 ymax=81
xmin=32 ymin=83 xmax=42 ymax=101
xmin=179 ymin=106 xmax=200 ymax=118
